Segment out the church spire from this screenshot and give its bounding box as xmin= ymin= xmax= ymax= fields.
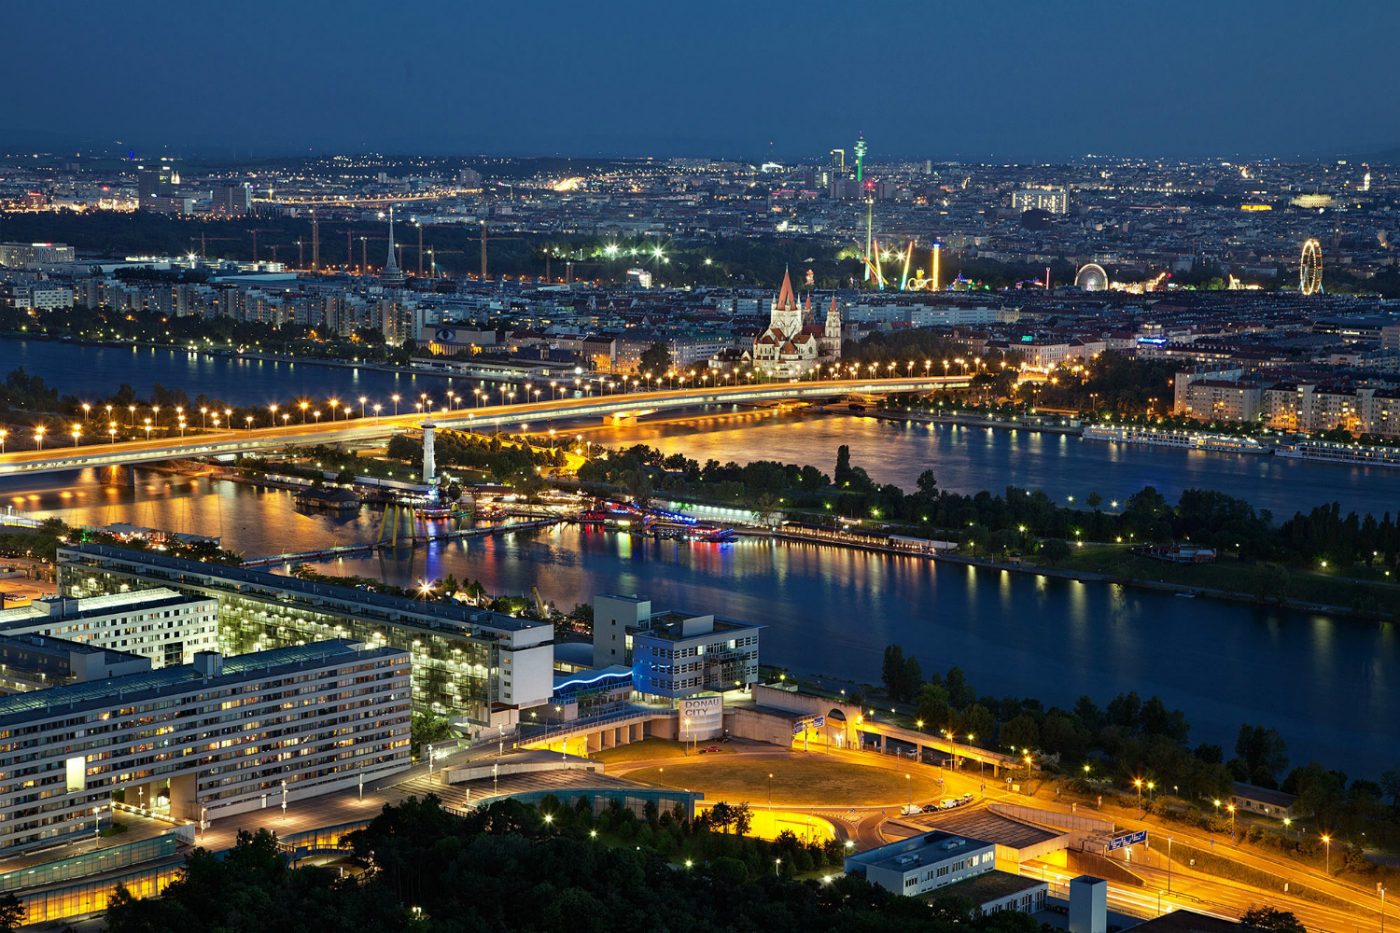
xmin=776 ymin=266 xmax=796 ymax=309
xmin=380 ymin=206 xmax=405 ymax=288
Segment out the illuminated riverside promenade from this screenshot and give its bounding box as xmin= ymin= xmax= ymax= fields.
xmin=0 ymin=376 xmax=970 ymax=477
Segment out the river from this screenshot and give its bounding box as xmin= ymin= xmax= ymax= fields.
xmin=4 ymin=336 xmax=1394 ymax=517
xmin=3 ymin=466 xmax=1395 ymax=779
xmin=2 ymin=337 xmax=1398 ymax=777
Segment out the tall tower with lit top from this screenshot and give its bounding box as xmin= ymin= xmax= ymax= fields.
xmin=381 ymin=207 xmax=406 ymax=289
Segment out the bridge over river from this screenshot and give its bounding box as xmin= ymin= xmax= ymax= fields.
xmin=0 ymin=376 xmax=970 ymax=477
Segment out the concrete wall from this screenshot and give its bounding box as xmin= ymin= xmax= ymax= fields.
xmin=726 ymin=707 xmax=798 ymax=746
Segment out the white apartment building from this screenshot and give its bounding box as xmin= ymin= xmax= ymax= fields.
xmin=0 ymin=588 xmax=219 ymax=668
xmin=844 ymin=831 xmax=998 ymax=896
xmin=0 ymin=639 xmax=411 ymax=853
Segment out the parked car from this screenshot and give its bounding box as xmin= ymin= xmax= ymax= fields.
xmin=900 ymin=804 xmax=922 ymax=816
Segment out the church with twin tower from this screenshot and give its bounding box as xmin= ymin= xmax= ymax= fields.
xmin=750 ymin=268 xmax=842 ymax=378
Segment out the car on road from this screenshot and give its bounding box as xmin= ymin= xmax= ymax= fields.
xmin=900 ymin=804 xmax=922 ymax=816
xmin=920 ymin=804 xmax=940 ymax=813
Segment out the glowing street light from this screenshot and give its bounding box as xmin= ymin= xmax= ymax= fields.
xmin=70 ymin=424 xmax=81 ymax=446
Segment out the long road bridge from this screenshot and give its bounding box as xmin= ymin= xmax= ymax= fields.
xmin=0 ymin=376 xmax=970 ymax=478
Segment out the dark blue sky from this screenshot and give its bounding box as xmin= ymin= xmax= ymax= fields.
xmin=5 ymin=0 xmax=1397 ymax=161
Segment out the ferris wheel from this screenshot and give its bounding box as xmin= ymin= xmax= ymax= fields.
xmin=1299 ymin=238 xmax=1323 ymax=295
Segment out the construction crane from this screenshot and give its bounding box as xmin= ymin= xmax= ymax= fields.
xmin=189 ymin=234 xmax=237 ymax=259
xmin=478 ymin=220 xmax=523 ymax=281
xmin=247 ymin=228 xmax=277 ymax=263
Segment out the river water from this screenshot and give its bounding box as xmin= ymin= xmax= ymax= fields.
xmin=2 ymin=338 xmax=1398 ymax=777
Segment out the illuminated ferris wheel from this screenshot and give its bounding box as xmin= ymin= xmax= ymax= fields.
xmin=1299 ymin=238 xmax=1323 ymax=295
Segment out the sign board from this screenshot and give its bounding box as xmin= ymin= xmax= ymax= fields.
xmin=1107 ymin=829 xmax=1148 ymax=851
xmin=812 ymin=716 xmax=826 ymax=729
xmin=679 ymin=694 xmax=724 ymax=741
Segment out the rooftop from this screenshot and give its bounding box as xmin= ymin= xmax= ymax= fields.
xmin=0 ymin=587 xmax=197 ymax=627
xmin=918 ymin=808 xmax=1067 ymax=851
xmin=60 ymin=543 xmax=549 ymax=637
xmin=1129 ymin=909 xmax=1241 ymax=933
xmin=925 ymin=869 xmax=1045 ymax=905
xmin=0 ymin=639 xmax=402 ymax=727
xmin=1231 ymin=782 xmax=1297 ymax=808
xmin=845 ymin=830 xmax=992 ymax=873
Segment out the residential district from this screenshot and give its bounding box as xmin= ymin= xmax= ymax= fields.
xmin=0 ymin=145 xmax=1398 ymax=930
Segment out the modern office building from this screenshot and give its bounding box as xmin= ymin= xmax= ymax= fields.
xmin=0 ymin=588 xmax=219 ymax=668
xmin=57 ymin=544 xmax=554 ymax=729
xmin=843 ymin=830 xmax=998 ymax=897
xmin=0 ymin=639 xmax=410 ymax=853
xmin=592 ymin=594 xmax=761 ymax=700
xmin=1010 ymin=187 xmax=1068 ymax=214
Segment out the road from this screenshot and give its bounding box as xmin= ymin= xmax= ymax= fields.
xmin=0 ymin=375 xmax=970 ymax=476
xmin=610 ymin=741 xmax=1386 ymax=931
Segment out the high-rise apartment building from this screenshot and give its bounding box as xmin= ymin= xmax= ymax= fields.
xmin=0 ymin=638 xmax=410 ymax=852
xmin=0 ymin=588 xmax=219 ymax=668
xmin=1010 ymin=187 xmax=1068 ymax=215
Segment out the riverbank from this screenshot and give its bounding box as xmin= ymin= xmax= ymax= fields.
xmin=844 ymin=405 xmax=1083 ymax=435
xmin=745 ymin=527 xmax=1398 ymax=622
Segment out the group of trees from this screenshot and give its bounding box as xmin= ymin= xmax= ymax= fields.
xmin=577 ymin=440 xmax=1400 ymax=577
xmin=387 ymin=430 xmax=564 ymax=488
xmin=103 ymin=795 xmax=1040 ymax=932
xmin=1029 ymin=354 xmax=1179 ymax=416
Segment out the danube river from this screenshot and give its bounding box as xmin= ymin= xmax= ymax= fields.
xmin=4 ymin=336 xmax=1394 ymax=516
xmin=3 ymin=337 xmax=1398 ymax=775
xmin=4 ymin=468 xmax=1395 ymax=778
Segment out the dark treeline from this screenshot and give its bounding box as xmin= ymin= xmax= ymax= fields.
xmin=103 ymin=796 xmax=1041 ymax=933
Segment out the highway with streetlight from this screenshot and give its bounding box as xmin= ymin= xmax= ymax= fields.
xmin=0 ymin=374 xmax=971 ymax=477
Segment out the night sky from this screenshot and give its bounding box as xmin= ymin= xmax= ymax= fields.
xmin=5 ymin=0 xmax=1397 ymax=161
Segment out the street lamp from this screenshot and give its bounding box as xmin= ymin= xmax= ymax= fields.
xmin=81 ymin=402 xmax=90 ymax=422
xmin=1134 ymin=777 xmax=1144 ymax=806
xmin=359 ymin=396 xmax=367 ymax=418
xmin=70 ymin=424 xmax=81 ymax=446
xmin=34 ymin=426 xmax=45 ymax=450
xmin=1322 ymin=833 xmax=1331 ymax=874
xmin=906 ymin=773 xmax=912 ymax=812
xmin=1227 ymin=803 xmax=1236 ymax=839
xmin=392 ymin=393 xmax=401 ymax=415
xmin=1167 ymin=836 xmax=1173 ymax=893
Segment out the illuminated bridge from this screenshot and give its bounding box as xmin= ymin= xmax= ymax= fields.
xmin=0 ymin=376 xmax=970 ymax=478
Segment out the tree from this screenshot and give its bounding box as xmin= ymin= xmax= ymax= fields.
xmin=1381 ymin=767 xmax=1400 ymax=807
xmin=1240 ymin=906 xmax=1306 ymax=933
xmin=881 ymin=645 xmax=907 ymax=701
xmin=639 ymin=342 xmax=672 ymax=374
xmin=1234 ymin=724 xmax=1289 ymax=787
xmin=0 ymin=894 xmax=22 ymax=933
xmin=1001 ymin=713 xmax=1040 ymax=751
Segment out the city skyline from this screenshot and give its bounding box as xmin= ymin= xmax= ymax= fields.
xmin=4 ymin=0 xmax=1399 ymax=161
